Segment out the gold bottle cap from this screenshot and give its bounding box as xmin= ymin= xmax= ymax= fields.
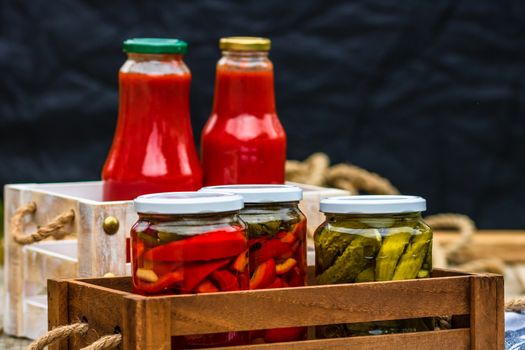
xmin=219 ymin=37 xmax=271 ymax=51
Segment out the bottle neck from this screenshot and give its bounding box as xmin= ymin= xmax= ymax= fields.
xmin=118 ymin=53 xmax=191 ymax=124
xmin=212 ymin=51 xmax=276 ymax=117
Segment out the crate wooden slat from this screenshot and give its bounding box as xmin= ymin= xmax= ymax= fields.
xmin=48 ymin=268 xmax=504 ymax=350
xmin=205 ymin=329 xmax=471 ymax=350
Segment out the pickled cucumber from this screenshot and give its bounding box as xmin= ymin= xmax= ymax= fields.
xmin=375 ymin=228 xmax=412 ymax=281
xmin=316 ymin=234 xmax=380 ymax=284
xmin=355 ymin=267 xmax=375 ymax=282
xmin=392 ymin=227 xmax=432 ymax=280
xmin=421 ymin=239 xmax=432 ymax=271
xmin=315 ymin=228 xmax=354 ymax=271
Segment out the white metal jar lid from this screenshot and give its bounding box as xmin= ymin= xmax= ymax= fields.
xmin=320 ymin=195 xmax=426 ymax=214
xmin=134 ymin=192 xmax=244 ymax=214
xmin=200 ymin=184 xmax=303 ymax=204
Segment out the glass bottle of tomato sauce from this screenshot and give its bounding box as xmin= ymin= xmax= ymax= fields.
xmin=132 ymin=192 xmax=249 ymax=348
xmin=102 ymin=38 xmax=202 ymax=201
xmin=201 ymin=37 xmax=286 ymax=186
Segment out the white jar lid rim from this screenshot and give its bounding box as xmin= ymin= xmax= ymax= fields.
xmin=134 ymin=192 xmax=243 ymax=215
xmin=320 ymin=195 xmax=426 ymax=214
xmin=200 ymin=184 xmax=303 ymax=203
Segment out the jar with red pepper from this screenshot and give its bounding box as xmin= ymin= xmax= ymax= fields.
xmin=200 ymin=185 xmax=307 ymax=344
xmin=131 ymin=192 xmax=249 ymax=348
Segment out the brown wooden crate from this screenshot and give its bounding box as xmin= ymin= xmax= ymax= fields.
xmin=48 ymin=268 xmax=504 ymax=349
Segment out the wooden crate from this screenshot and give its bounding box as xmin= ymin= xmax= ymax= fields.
xmin=3 ymin=181 xmax=347 ymax=338
xmin=48 ymin=268 xmax=504 ymax=350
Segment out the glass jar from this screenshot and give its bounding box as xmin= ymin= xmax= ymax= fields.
xmin=201 ymin=185 xmax=307 ymax=344
xmin=314 ymin=196 xmax=433 ymax=337
xmin=131 ymin=192 xmax=248 ymax=348
xmin=102 ymin=38 xmax=202 ymax=201
xmin=201 ymin=37 xmax=287 ymax=186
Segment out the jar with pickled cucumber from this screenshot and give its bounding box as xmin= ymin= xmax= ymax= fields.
xmin=201 ymin=185 xmax=307 ymax=344
xmin=314 ymin=195 xmax=433 ymax=337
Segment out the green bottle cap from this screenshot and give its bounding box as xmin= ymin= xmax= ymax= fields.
xmin=123 ymin=38 xmax=188 ymax=54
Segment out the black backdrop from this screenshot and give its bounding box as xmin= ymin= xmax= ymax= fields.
xmin=1 ymin=1 xmax=525 ymax=228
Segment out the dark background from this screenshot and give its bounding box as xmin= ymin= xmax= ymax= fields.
xmin=1 ymin=1 xmax=524 ymax=228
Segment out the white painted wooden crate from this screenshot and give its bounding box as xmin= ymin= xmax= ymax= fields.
xmin=3 ymin=181 xmax=347 ymax=339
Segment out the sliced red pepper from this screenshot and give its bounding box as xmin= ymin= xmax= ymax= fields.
xmin=238 ymin=272 xmax=250 ymax=290
xmin=266 ymin=277 xmax=284 ymax=289
xmin=151 ymin=261 xmax=181 ymax=277
xmin=286 ymin=266 xmax=304 ymax=287
xmin=134 ymin=270 xmax=183 ymax=294
xmin=133 ymin=239 xmax=145 ymax=262
xmin=143 ymin=228 xmax=246 ymax=262
xmin=248 ymin=237 xmax=267 ymax=248
xmin=210 ymin=269 xmax=239 ymax=291
xmin=292 ymin=221 xmax=306 ymax=237
xmin=251 ymin=240 xmax=291 ymax=267
xmin=181 ymin=259 xmax=230 ymax=292
xmin=276 ymin=258 xmax=297 ymax=275
xmin=277 ymin=240 xmax=300 ymax=261
xmin=264 ymin=327 xmax=305 ymax=343
xmin=232 ymin=250 xmax=248 ymax=272
xmin=196 ymin=279 xmax=218 ymax=293
xmin=250 ymin=259 xmax=276 ymax=289
xmin=249 ymin=330 xmax=265 ymax=343
xmin=276 ymin=231 xmax=296 ymax=244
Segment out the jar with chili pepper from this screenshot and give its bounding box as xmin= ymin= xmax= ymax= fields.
xmin=132 ymin=192 xmax=249 ymax=349
xmin=102 ymin=38 xmax=203 ymax=201
xmin=201 ymin=37 xmax=286 ymax=186
xmin=200 ymin=185 xmax=307 ymax=344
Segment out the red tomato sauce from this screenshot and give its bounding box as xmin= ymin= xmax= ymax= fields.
xmin=201 ymin=67 xmax=286 ymax=186
xmin=102 ymin=71 xmax=202 ymax=201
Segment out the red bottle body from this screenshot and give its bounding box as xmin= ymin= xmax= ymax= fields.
xmin=201 ymin=46 xmax=286 ymax=186
xmin=102 ymin=52 xmax=202 ymax=200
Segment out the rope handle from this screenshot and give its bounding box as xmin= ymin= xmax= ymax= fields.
xmin=12 ymin=201 xmax=75 ymax=245
xmin=27 ymin=323 xmax=88 ymax=350
xmin=27 ymin=322 xmax=122 ymax=350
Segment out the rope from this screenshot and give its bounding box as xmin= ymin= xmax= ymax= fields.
xmin=27 ymin=323 xmax=88 ymax=350
xmin=286 ymin=152 xmax=330 ymax=186
xmin=506 ymin=297 xmax=525 ymax=313
xmin=455 ymin=258 xmax=506 ymax=275
xmin=27 ymin=322 xmax=122 ymax=350
xmin=80 ymin=333 xmax=122 ymax=350
xmin=12 ymin=201 xmax=75 ymax=245
xmin=286 ymin=152 xmax=399 ymax=194
xmin=424 ymin=213 xmax=476 ymax=265
xmin=326 ymin=163 xmax=399 ymax=195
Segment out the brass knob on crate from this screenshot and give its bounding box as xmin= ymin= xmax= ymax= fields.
xmin=103 ymin=216 xmax=120 ymax=235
